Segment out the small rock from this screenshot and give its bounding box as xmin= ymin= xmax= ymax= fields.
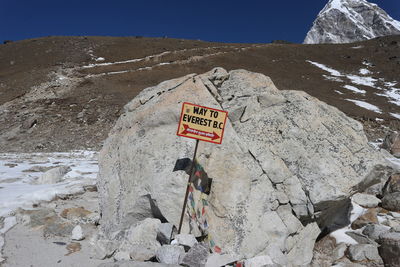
xmin=99 ymin=261 xmax=180 ymax=267
xmin=384 ymin=219 xmax=400 ymax=232
xmin=71 ymin=225 xmax=84 ymax=241
xmin=155 ymin=245 xmax=185 ymax=264
xmin=129 ymin=246 xmax=157 ymax=262
xmin=37 ymin=166 xmax=71 ymax=184
xmin=362 ymin=224 xmax=391 ymax=241
xmin=384 ymin=174 xmax=400 ymax=194
xmin=351 ymin=208 xmax=378 ymax=230
xmin=352 ymin=193 xmax=381 ymax=208
xmin=382 ymin=132 xmax=400 ymax=158
xmin=157 ymin=223 xmax=175 ymax=245
xmin=378 ymin=232 xmax=400 ymax=267
xmin=347 ymin=244 xmax=382 ymax=262
xmin=205 ymin=253 xmax=240 ymax=267
xmin=173 ymin=234 xmax=198 ymax=250
xmin=244 ymin=255 xmax=276 ymax=267
xmin=181 ymin=242 xmax=209 ymax=267
xmin=381 ymin=192 xmax=400 ymax=212
xmin=60 ymin=207 xmax=92 ymax=222
xmin=345 ymin=231 xmax=377 ymax=245
xmin=332 ymin=243 xmax=347 ymax=261
xmin=114 ymin=251 xmax=130 ymax=261
xmin=21 ymin=116 xmax=37 ymax=130
xmin=388 ymin=211 xmax=400 ymax=218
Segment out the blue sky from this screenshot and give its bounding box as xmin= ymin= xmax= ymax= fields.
xmin=1 ymin=0 xmax=399 ymax=43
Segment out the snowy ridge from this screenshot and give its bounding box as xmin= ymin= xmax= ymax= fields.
xmin=304 ymin=0 xmax=400 ymax=44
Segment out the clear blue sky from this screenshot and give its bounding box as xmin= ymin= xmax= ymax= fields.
xmin=1 ymin=0 xmax=399 ymax=43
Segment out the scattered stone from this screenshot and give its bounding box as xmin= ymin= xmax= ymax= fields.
xmin=114 ymin=251 xmax=131 ymax=261
xmin=381 ymin=192 xmax=400 ymax=212
xmin=21 ymin=116 xmax=37 ymax=130
xmin=352 ymin=193 xmax=381 ymax=208
xmin=362 ymin=224 xmax=391 ymax=241
xmin=60 ymin=207 xmax=92 ymax=222
xmin=120 ymin=218 xmax=161 ymax=261
xmin=378 ymin=232 xmax=400 ymax=267
xmin=351 ymin=208 xmax=378 ymax=230
xmin=99 ymin=261 xmax=180 ymax=267
xmin=384 ymin=219 xmax=400 ymax=232
xmin=71 ymin=225 xmax=84 ymax=241
xmin=347 ymin=244 xmax=382 ymax=262
xmin=205 ymin=253 xmax=240 ymax=267
xmin=181 ymin=242 xmax=209 ymax=267
xmin=332 ymin=243 xmax=347 ymax=261
xmin=155 ymin=245 xmax=185 ymax=265
xmin=382 ymin=132 xmax=400 ymax=158
xmin=157 ymin=223 xmax=175 ymax=245
xmin=173 ymin=234 xmax=197 ymax=250
xmin=244 ymin=255 xmax=276 ymax=267
xmin=389 ymin=211 xmax=400 ymax=218
xmin=37 ymin=166 xmax=71 ymax=184
xmin=383 ymin=174 xmax=400 ymax=194
xmin=345 ymin=231 xmax=376 ymax=245
xmin=65 ymin=242 xmax=81 ymax=256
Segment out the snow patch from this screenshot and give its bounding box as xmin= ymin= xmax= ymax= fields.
xmin=359 ymin=68 xmax=371 ymax=75
xmin=335 ymin=90 xmax=344 ymax=95
xmin=390 ymin=113 xmax=400 ymax=120
xmin=323 ymin=75 xmax=344 ymax=82
xmin=343 ymin=85 xmax=366 ymax=94
xmin=0 ymin=151 xmax=98 ymax=217
xmin=307 ymin=60 xmax=342 ymax=76
xmin=346 ymin=75 xmax=377 ymax=87
xmin=345 ymin=99 xmax=382 ymax=113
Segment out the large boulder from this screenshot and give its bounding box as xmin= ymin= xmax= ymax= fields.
xmin=97 ymin=68 xmax=391 ymax=264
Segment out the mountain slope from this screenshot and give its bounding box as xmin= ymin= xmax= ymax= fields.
xmin=0 ymin=36 xmax=399 ymax=152
xmin=304 ymin=0 xmax=400 ymax=44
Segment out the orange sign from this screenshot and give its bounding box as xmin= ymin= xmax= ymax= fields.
xmin=177 ymin=102 xmax=228 ymax=144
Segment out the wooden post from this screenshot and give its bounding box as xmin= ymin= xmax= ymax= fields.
xmin=177 ymin=139 xmax=200 ymax=234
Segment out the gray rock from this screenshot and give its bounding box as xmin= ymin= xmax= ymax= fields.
xmin=347 ymin=244 xmax=382 ymax=262
xmin=378 ymin=232 xmax=400 ymax=267
xmin=156 ymin=245 xmax=185 ymax=265
xmin=173 ymin=234 xmax=197 ymax=250
xmin=345 ymin=231 xmax=377 ymax=245
xmin=205 ymin=253 xmax=240 ymax=267
xmin=244 ymin=255 xmax=277 ymax=267
xmin=332 ymin=243 xmax=347 ymax=261
xmin=96 ymin=68 xmax=389 ymax=264
xmin=352 ymin=193 xmax=381 ymax=208
xmin=382 ymin=132 xmax=400 ymax=158
xmin=383 ymin=173 xmax=400 ymax=194
xmin=181 ymin=242 xmax=209 ymax=267
xmin=362 ymin=224 xmax=391 ymax=241
xmin=71 ymin=225 xmax=84 ymax=241
xmin=157 ymin=223 xmax=175 ymax=245
xmin=381 ymin=192 xmax=400 ymax=211
xmin=113 ymin=251 xmax=131 ymax=261
xmin=98 ymin=261 xmax=180 ymax=267
xmin=304 ymin=0 xmax=400 ymax=44
xmin=37 ymin=166 xmax=71 ymax=184
xmin=287 ymin=222 xmax=320 ymax=266
xmin=119 ymin=218 xmax=161 ymax=261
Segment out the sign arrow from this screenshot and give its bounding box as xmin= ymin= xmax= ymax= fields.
xmin=181 ymin=124 xmax=220 ymax=141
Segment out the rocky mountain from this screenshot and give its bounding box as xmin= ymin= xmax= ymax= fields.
xmin=304 ymin=0 xmax=400 ymax=44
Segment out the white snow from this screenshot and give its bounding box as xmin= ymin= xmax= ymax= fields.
xmin=346 ymin=75 xmax=377 ymax=87
xmin=307 ymin=60 xmax=342 ymax=77
xmin=0 ymin=151 xmax=98 ymax=217
xmin=95 ymin=57 xmax=105 ymax=62
xmin=377 ymin=87 xmax=400 ymax=106
xmin=384 ymin=81 xmax=398 ymax=87
xmin=335 ymin=90 xmax=344 ymax=95
xmin=323 ymin=75 xmax=344 ymax=82
xmin=343 ymin=85 xmax=366 ymax=94
xmin=359 ymin=68 xmax=371 ymax=75
xmin=345 ymin=99 xmax=382 ymax=113
xmin=390 ymin=113 xmax=400 ymax=120
xmin=330 ymin=201 xmax=367 ymax=245
xmin=351 ymin=45 xmax=364 ymax=49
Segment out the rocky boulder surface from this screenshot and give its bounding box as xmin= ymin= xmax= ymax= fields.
xmin=304 ymin=0 xmax=400 ymax=44
xmin=96 ymin=68 xmax=391 ymax=265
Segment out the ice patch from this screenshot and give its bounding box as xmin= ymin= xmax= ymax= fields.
xmin=343 ymin=85 xmax=366 ymax=94
xmin=345 ymin=99 xmax=382 ymax=113
xmin=359 ymin=68 xmax=371 ymax=75
xmin=0 ymin=151 xmax=98 ymax=217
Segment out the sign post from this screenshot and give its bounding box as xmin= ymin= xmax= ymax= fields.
xmin=176 ymin=102 xmax=228 ymax=233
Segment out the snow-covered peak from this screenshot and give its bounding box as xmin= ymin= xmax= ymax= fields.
xmin=304 ymin=0 xmax=400 ymax=44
